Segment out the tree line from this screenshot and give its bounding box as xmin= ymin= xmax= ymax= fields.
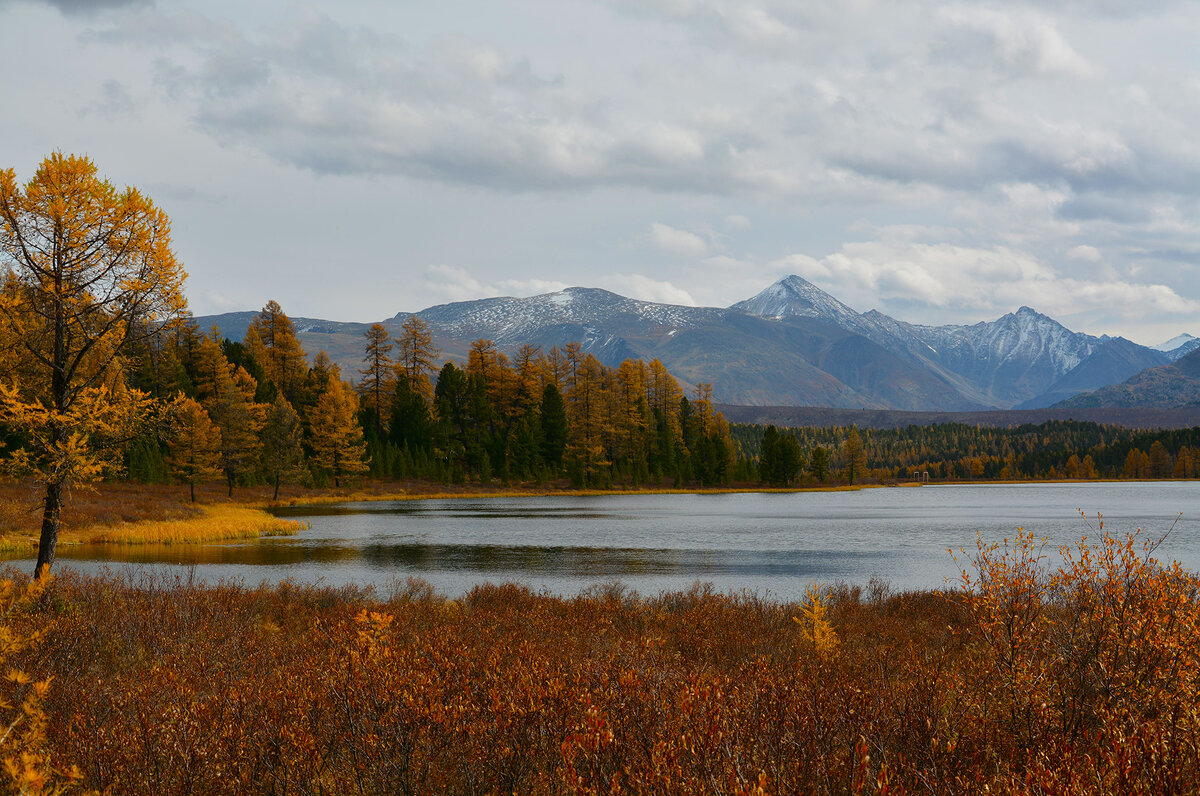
xmin=733 ymin=420 xmax=1200 ymax=484
xmin=108 ymin=302 xmax=745 ymax=493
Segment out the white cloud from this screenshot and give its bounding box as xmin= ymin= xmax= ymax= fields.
xmin=423 ymin=265 xmax=568 ymax=304
xmin=723 ymin=213 xmax=751 ymax=230
xmin=1067 ymin=244 xmax=1102 ymax=262
xmin=941 ymin=7 xmax=1095 ymax=78
xmin=645 ymin=222 xmax=710 ymax=258
xmin=602 ymin=273 xmax=697 ymax=305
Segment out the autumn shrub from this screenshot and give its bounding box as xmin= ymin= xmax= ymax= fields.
xmin=1 ymin=535 xmax=1198 ymax=794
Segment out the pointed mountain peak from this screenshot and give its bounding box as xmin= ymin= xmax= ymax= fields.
xmin=1151 ymin=332 xmax=1198 ymax=352
xmin=730 ymin=274 xmax=863 ymax=325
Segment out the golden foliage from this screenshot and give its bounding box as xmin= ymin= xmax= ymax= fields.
xmin=0 ymin=576 xmax=84 ymax=795
xmin=794 ymin=582 xmax=839 ymax=657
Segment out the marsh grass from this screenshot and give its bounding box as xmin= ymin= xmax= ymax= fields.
xmin=80 ymin=504 xmax=306 ymax=545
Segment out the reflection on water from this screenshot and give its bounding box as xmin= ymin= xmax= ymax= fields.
xmin=11 ymin=483 xmax=1200 ymax=600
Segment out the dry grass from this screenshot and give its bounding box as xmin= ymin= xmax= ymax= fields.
xmin=79 ymin=504 xmax=306 ymax=545
xmin=0 ymin=482 xmax=305 ymax=551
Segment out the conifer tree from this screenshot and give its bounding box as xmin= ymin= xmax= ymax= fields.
xmin=397 ymin=316 xmax=438 ymax=403
xmin=245 ymin=300 xmax=307 ymax=403
xmin=810 ymin=445 xmax=831 ymax=482
xmin=358 ymin=323 xmax=394 ymax=439
xmin=540 ymin=382 xmax=568 ymax=471
xmin=261 ymin=392 xmax=304 ymax=500
xmin=843 ymin=428 xmax=867 ymax=485
xmin=194 ymin=332 xmax=265 ymax=496
xmin=166 ymin=395 xmax=222 ymax=502
xmin=310 ymin=378 xmax=369 ymax=487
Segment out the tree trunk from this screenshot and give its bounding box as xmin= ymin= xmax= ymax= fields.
xmin=273 ymin=473 xmax=280 ymax=502
xmin=227 ymin=468 xmax=234 ymax=498
xmin=190 ymin=481 xmax=196 ymax=503
xmin=35 ymin=481 xmax=62 ymax=579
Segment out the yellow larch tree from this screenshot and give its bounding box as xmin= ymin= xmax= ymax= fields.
xmin=165 ymin=394 xmax=223 ymax=502
xmin=563 ymin=348 xmax=612 ymax=485
xmin=245 ymin=300 xmax=307 ymax=402
xmin=0 ymin=153 xmax=187 ymax=575
xmin=310 ymin=378 xmax=369 ymax=487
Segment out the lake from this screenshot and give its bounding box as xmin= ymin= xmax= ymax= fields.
xmin=15 ymin=482 xmax=1200 ymax=601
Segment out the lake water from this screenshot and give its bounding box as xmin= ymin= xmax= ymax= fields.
xmin=15 ymin=482 xmax=1200 ymax=601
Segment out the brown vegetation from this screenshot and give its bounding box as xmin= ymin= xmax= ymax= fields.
xmin=0 ymin=527 xmax=1194 ymax=794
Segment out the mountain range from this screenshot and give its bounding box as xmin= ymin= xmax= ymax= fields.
xmin=195 ymin=275 xmax=1198 ymax=411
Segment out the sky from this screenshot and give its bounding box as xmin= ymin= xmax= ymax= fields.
xmin=2 ymin=0 xmax=1199 ymax=345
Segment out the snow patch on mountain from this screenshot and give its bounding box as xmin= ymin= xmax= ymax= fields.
xmin=729 ymin=275 xmax=886 ymax=338
xmin=403 ymin=287 xmax=723 ymax=344
xmin=1152 ymin=333 xmax=1196 ymax=351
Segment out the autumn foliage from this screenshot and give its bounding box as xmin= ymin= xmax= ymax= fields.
xmin=0 ymin=524 xmax=1188 ymax=794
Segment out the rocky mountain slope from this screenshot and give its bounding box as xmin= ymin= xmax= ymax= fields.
xmin=1056 ymin=348 xmax=1200 ymax=408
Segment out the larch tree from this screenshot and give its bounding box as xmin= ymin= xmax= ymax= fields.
xmin=194 ymin=333 xmax=264 ymax=497
xmin=842 ymin=428 xmax=867 ymax=485
xmin=396 ymin=315 xmax=438 ymax=403
xmin=357 ymin=323 xmax=394 ymax=439
xmin=245 ymin=300 xmax=307 ymax=402
xmin=563 ymin=350 xmax=611 ymax=485
xmin=0 ymin=153 xmax=187 ymax=575
xmin=310 ymin=378 xmax=369 ymax=487
xmin=166 ymin=395 xmax=222 ymax=502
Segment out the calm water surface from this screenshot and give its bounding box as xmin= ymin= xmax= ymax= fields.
xmin=16 ymin=482 xmax=1200 ymax=601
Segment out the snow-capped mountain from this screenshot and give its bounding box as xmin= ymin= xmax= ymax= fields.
xmin=1152 ymin=333 xmax=1197 ymax=352
xmin=728 ymin=275 xmax=880 ymax=338
xmin=408 ymin=287 xmax=722 ymax=345
xmin=1151 ymin=333 xmax=1200 ymax=360
xmin=195 ymin=274 xmax=1176 ymax=410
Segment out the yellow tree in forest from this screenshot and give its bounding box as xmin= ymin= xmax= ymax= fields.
xmin=647 ymin=358 xmax=683 ymax=443
xmin=396 ymin=315 xmax=438 ymax=403
xmin=193 ymin=333 xmax=265 ymax=497
xmin=245 ymin=300 xmax=307 ymax=401
xmin=310 ymin=378 xmax=369 ymax=487
xmin=564 ymin=349 xmax=611 ymax=485
xmin=842 ymin=427 xmax=868 ymax=485
xmin=0 ymin=153 xmax=187 ymax=575
xmin=165 ymin=395 xmax=223 ymax=502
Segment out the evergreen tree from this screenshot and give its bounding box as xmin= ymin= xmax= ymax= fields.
xmin=810 ymin=446 xmax=831 ymax=482
xmin=397 ymin=316 xmax=439 ymax=403
xmin=261 ymin=393 xmax=304 ymax=500
xmin=540 ymin=382 xmax=568 ymax=471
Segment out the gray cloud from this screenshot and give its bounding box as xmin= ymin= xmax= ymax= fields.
xmin=8 ymin=0 xmax=1200 ymax=341
xmin=1 ymin=0 xmax=150 ymax=15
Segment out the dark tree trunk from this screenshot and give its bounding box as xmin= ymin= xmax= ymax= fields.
xmin=273 ymin=473 xmax=280 ymax=501
xmin=190 ymin=482 xmax=196 ymax=503
xmin=35 ymin=481 xmax=62 ymax=579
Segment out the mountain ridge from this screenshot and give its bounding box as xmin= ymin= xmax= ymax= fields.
xmin=193 ymin=275 xmax=1193 ymax=411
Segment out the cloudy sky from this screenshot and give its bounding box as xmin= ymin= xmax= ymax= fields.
xmin=3 ymin=0 xmax=1199 ymax=344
